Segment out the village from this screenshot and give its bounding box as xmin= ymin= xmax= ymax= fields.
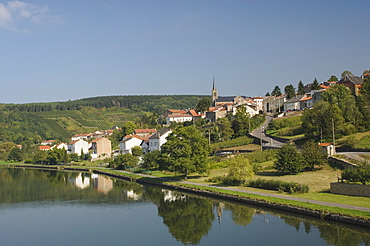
xmin=36 ymin=73 xmax=367 ymax=162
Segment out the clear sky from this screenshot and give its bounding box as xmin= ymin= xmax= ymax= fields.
xmin=1 ymin=0 xmax=369 ymax=103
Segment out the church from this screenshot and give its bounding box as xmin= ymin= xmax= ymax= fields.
xmin=211 ymin=78 xmax=250 ymax=107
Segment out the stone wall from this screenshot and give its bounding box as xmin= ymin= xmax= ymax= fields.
xmin=331 ymin=182 xmax=370 ymax=197
xmin=328 ymin=156 xmax=357 ymax=169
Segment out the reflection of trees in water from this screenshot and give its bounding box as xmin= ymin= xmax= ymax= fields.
xmin=223 ymin=202 xmax=255 ymax=226
xmin=318 ymin=224 xmax=370 ymax=246
xmin=157 ymin=191 xmax=214 ymax=245
xmin=278 ymin=213 xmax=370 ymax=246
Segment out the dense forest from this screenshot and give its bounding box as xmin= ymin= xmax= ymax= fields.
xmin=3 ymin=95 xmax=206 ymax=114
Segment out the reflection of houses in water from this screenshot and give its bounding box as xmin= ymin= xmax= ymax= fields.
xmin=91 ymin=174 xmax=113 ymax=194
xmin=69 ymin=173 xmax=90 ymax=189
xmin=162 ymin=189 xmax=187 ymax=202
xmin=126 ymin=190 xmax=141 ymax=200
xmin=216 ymin=202 xmax=225 ymax=226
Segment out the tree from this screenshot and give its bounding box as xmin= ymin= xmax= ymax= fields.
xmin=321 ymin=84 xmax=362 ymax=129
xmin=301 ymin=141 xmax=327 ymax=170
xmin=33 ymin=150 xmax=48 ymax=164
xmin=217 ymin=117 xmax=233 ymax=141
xmin=302 ymin=100 xmax=344 ymax=139
xmin=112 ymin=153 xmax=139 ymax=170
xmin=160 ymin=126 xmax=210 ymax=178
xmin=274 ymin=142 xmax=304 ymax=174
xmin=131 ymin=146 xmax=143 ymax=156
xmin=7 ymin=147 xmax=23 ymax=162
xmin=297 ymin=81 xmax=305 ymax=95
xmin=328 ymin=75 xmax=338 ymax=82
xmin=196 ymin=97 xmax=211 ymax=113
xmin=284 ymin=84 xmax=295 ymax=99
xmin=311 ymin=78 xmax=320 ymax=90
xmin=157 ymin=193 xmax=214 ymax=245
xmin=231 ymin=106 xmax=249 ymax=137
xmin=265 ymin=92 xmax=270 ymax=96
xmin=225 ymin=155 xmax=254 ymax=185
xmin=141 ymin=150 xmax=161 ymax=170
xmin=361 ymin=76 xmax=370 ymax=101
xmin=271 ymin=86 xmax=282 ymax=97
xmin=341 ymin=70 xmax=353 ymax=78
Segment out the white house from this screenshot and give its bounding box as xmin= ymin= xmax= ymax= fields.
xmin=284 ymin=95 xmax=305 ymax=111
xmin=52 ymin=142 xmax=68 ymax=150
xmin=148 ymin=128 xmax=172 ymax=152
xmin=68 ymin=139 xmax=89 ymax=156
xmin=252 ymin=97 xmax=264 ymax=112
xmin=119 ymin=135 xmax=143 ymax=154
xmin=166 ymin=114 xmax=193 ymax=125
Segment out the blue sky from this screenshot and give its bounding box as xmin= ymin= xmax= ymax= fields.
xmin=1 ymin=0 xmax=369 ymax=103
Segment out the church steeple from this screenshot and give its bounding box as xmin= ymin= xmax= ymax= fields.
xmin=212 ymin=75 xmax=218 ymax=105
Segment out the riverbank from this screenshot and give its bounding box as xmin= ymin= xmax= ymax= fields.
xmin=4 ymin=163 xmax=370 ymax=228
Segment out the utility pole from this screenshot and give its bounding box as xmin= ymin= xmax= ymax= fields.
xmin=260 ymin=126 xmax=264 ymax=151
xmin=332 ymin=119 xmax=335 ymax=147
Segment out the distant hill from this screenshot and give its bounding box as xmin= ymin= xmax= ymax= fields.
xmin=0 ymin=95 xmax=208 ymax=144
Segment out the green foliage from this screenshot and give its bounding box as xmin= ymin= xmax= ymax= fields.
xmin=268 ymin=116 xmax=302 ymax=130
xmin=196 ymin=97 xmax=211 ymax=113
xmin=301 ymin=140 xmax=328 ymax=170
xmin=225 ymin=155 xmax=254 ymax=186
xmin=131 ymin=146 xmax=143 ymax=156
xmin=141 ymin=150 xmax=161 ymax=170
xmin=341 ymin=70 xmax=353 ymax=78
xmin=244 ymin=149 xmax=278 ymax=164
xmin=161 ymin=126 xmax=210 ymax=178
xmin=211 ymin=136 xmax=253 ymax=153
xmin=297 ymin=81 xmax=305 ymax=95
xmin=248 ymin=178 xmax=309 ymax=194
xmin=7 ymin=147 xmax=23 ymax=162
xmin=110 ymin=153 xmax=139 ymax=170
xmin=217 ymin=118 xmax=233 ymax=141
xmin=311 ymin=78 xmax=320 ymax=90
xmin=341 ymin=164 xmax=370 ymax=185
xmin=274 ymin=142 xmax=304 ymax=174
xmin=284 ymin=84 xmax=295 ymax=99
xmin=328 ymin=75 xmax=338 ymax=82
xmin=271 ymin=85 xmax=282 ymax=96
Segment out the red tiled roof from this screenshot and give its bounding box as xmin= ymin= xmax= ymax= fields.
xmin=167 ymin=109 xmax=187 ymax=114
xmin=39 ymin=146 xmax=51 ymax=150
xmin=320 ymin=85 xmax=330 ymax=89
xmin=300 ymin=96 xmax=312 ymax=101
xmin=134 ymin=129 xmax=157 ymax=133
xmin=318 ymin=143 xmax=332 ymax=147
xmin=188 ymin=109 xmax=199 ymax=117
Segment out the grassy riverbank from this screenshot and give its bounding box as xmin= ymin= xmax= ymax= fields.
xmin=2 ymin=162 xmax=370 ymax=222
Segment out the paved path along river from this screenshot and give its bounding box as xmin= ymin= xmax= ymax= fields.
xmin=117 ymin=169 xmax=370 ymax=213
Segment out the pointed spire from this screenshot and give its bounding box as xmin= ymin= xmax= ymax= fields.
xmin=213 ymin=74 xmax=215 ymax=90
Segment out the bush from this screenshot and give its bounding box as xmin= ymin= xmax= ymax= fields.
xmin=341 ymin=164 xmax=370 ymax=185
xmin=248 ymin=178 xmax=309 ymax=194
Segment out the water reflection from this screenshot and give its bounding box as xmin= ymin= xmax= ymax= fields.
xmin=0 ymin=168 xmax=369 ymax=246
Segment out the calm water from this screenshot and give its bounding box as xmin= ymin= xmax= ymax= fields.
xmin=0 ymin=168 xmax=369 ymax=246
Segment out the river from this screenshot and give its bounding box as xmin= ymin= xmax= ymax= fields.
xmin=0 ymin=168 xmax=369 ymax=246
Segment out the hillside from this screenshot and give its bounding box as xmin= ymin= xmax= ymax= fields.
xmin=0 ymin=95 xmax=207 ymax=144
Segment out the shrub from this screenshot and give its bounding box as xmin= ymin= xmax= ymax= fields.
xmin=341 ymin=164 xmax=370 ymax=185
xmin=248 ymin=178 xmax=309 ymax=194
xmin=268 ymin=116 xmax=302 ymax=131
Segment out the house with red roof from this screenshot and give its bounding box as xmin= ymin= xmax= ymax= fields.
xmin=337 ymin=75 xmax=363 ymax=96
xmin=119 ymin=134 xmax=143 ymax=154
xmin=134 ymin=129 xmax=157 ymax=138
xmin=39 ymin=145 xmax=51 ymax=151
xmin=68 ymin=139 xmax=89 ymax=156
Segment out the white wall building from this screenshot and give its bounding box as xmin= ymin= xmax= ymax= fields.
xmin=68 ymin=139 xmax=89 ymax=156
xmin=119 ymin=135 xmax=143 ymax=154
xmin=148 ymin=128 xmax=172 ymax=152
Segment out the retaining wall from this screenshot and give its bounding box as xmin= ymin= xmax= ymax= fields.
xmin=329 ymin=156 xmax=357 ymax=169
xmin=331 ymin=182 xmax=370 ymax=197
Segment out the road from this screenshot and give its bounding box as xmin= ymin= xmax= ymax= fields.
xmin=250 ymin=114 xmax=285 ymax=149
